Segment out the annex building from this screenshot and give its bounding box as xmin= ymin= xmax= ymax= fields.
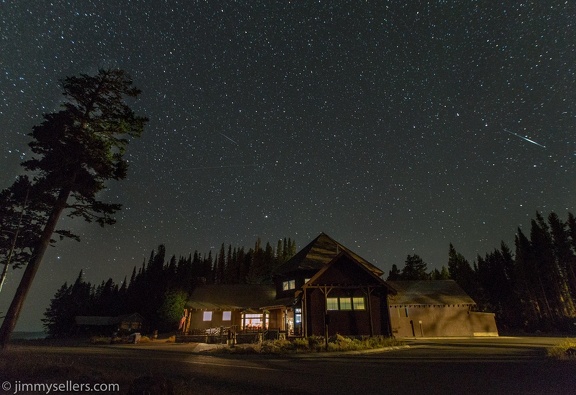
xmin=180 ymin=233 xmax=498 ymax=338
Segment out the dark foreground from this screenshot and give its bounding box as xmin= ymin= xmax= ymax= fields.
xmin=0 ymin=337 xmax=574 ymax=394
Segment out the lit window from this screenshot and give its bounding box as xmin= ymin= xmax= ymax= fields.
xmin=282 ymin=279 xmax=296 ymax=290
xmin=203 ymin=311 xmax=212 ymax=321
xmin=242 ymin=313 xmax=268 ymax=330
xmin=352 ymin=297 xmax=365 ymax=310
xmin=304 ymin=278 xmax=311 ymax=283
xmin=327 ymin=297 xmax=339 ymax=310
xmin=222 ymin=311 xmax=231 ymax=321
xmin=339 ymin=297 xmax=352 ymax=310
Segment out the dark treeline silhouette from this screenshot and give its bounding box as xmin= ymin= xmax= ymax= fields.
xmin=43 ymin=238 xmax=296 ymax=336
xmin=388 ymin=211 xmax=576 ymax=333
xmin=387 ymin=254 xmax=450 ymax=281
xmin=46 ymin=210 xmax=576 ymax=336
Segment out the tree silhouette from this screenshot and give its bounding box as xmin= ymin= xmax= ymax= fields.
xmin=399 ymin=254 xmax=429 ymax=280
xmin=0 ymin=69 xmax=147 ymax=349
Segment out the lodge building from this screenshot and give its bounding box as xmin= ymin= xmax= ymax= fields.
xmin=180 ymin=233 xmax=498 ymax=339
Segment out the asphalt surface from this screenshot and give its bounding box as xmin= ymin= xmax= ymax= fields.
xmin=2 ymin=337 xmax=575 ymax=394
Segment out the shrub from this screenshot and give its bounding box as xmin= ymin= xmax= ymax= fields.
xmin=292 ymin=337 xmax=309 ymax=351
xmin=206 ymin=335 xmax=404 ymax=354
xmin=307 ymin=335 xmax=325 ymax=351
xmin=260 ymin=339 xmax=295 ymax=354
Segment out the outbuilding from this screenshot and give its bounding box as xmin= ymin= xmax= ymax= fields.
xmin=387 ymin=280 xmax=498 ymax=337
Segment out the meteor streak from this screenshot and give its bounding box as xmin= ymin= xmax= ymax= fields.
xmin=181 ymin=164 xmax=258 ymax=171
xmin=504 ymin=129 xmax=546 ymax=149
xmin=220 ymin=133 xmax=238 ymax=144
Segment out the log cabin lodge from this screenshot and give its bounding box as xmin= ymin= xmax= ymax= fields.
xmin=179 ymin=233 xmax=498 ymax=339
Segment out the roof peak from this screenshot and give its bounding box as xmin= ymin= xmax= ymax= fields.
xmin=273 ymin=233 xmax=383 ymax=277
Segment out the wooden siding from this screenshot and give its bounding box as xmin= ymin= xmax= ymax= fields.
xmin=186 ymin=309 xmax=242 ymax=332
xmin=304 ymin=286 xmax=389 ymax=337
xmin=389 ymin=304 xmax=498 ymax=337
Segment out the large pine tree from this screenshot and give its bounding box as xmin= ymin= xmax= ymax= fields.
xmin=0 ymin=69 xmax=147 ymax=349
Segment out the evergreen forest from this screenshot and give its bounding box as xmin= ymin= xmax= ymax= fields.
xmin=44 ymin=211 xmax=576 ymax=337
xmin=42 ymin=238 xmax=296 ymax=336
xmin=388 ymin=211 xmax=576 ymax=333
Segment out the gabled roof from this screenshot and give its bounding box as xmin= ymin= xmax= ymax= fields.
xmin=303 ymin=250 xmax=394 ymax=292
xmin=186 ymin=284 xmax=276 ymax=310
xmin=273 ymin=232 xmax=384 ymax=277
xmin=386 ymin=280 xmax=476 ymax=305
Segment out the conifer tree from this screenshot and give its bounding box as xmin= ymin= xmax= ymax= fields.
xmin=0 ymin=69 xmax=147 ymax=349
xmin=447 ymin=244 xmax=482 ymax=302
xmin=430 ymin=266 xmax=450 ymax=280
xmin=530 ymin=214 xmax=567 ymax=323
xmin=215 ymin=243 xmax=226 ymax=284
xmin=0 ymin=176 xmax=46 ymax=293
xmin=400 ymin=254 xmax=429 ymax=280
xmin=549 ymin=212 xmax=576 ymax=308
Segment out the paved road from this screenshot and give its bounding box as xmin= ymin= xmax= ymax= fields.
xmin=3 ymin=337 xmax=575 ymax=394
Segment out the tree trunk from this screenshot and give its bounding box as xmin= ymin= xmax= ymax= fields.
xmin=0 ymin=187 xmax=29 ymax=294
xmin=0 ymin=185 xmax=72 ymax=350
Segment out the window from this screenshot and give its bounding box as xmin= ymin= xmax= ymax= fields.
xmin=326 ymin=297 xmax=339 ymax=310
xmin=339 ymin=297 xmax=352 ymax=310
xmin=282 ymin=279 xmax=296 ymax=290
xmin=352 ymin=297 xmax=365 ymax=310
xmin=222 ymin=311 xmax=231 ymax=321
xmin=242 ymin=313 xmax=268 ymax=330
xmin=327 ymin=297 xmax=366 ymax=311
xmin=304 ymin=278 xmax=311 ymax=284
xmin=203 ymin=311 xmax=212 ymax=321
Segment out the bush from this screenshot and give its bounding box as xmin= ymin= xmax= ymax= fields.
xmin=260 ymin=339 xmax=295 ymax=354
xmin=292 ymin=337 xmax=309 ymax=351
xmin=307 ymin=335 xmax=325 ymax=351
xmin=206 ymin=335 xmax=404 ymax=355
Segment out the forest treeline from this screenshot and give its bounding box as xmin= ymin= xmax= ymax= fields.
xmin=44 ymin=211 xmax=576 ymax=337
xmin=43 ymin=238 xmax=297 ymax=336
xmin=388 ymin=211 xmax=576 ymax=333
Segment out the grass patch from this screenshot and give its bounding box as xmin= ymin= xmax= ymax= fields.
xmin=547 ymin=338 xmax=576 ymax=360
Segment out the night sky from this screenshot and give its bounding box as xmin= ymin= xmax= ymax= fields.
xmin=1 ymin=1 xmax=575 ymax=331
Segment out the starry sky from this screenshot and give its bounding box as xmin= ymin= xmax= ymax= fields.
xmin=1 ymin=1 xmax=575 ymax=331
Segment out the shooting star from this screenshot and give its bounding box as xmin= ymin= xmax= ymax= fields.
xmin=504 ymin=129 xmax=546 ymax=149
xmin=220 ymin=133 xmax=238 ymax=145
xmin=180 ymin=164 xmax=259 ymax=171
